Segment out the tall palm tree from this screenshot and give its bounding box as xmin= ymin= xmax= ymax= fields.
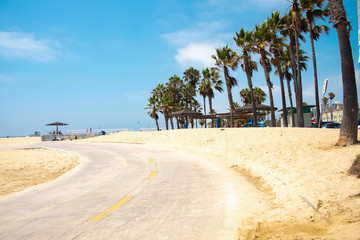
xmin=145 ymin=95 xmax=160 ymax=131
xmin=202 ymin=67 xmax=223 ymax=127
xmin=291 ymin=0 xmax=304 ymax=127
xmin=212 ymin=45 xmax=239 ymax=127
xmin=234 ymin=27 xmax=259 ymax=127
xmin=183 ymin=67 xmax=200 ymax=111
xmin=166 ymin=74 xmax=184 ymax=129
xmin=302 ymin=0 xmax=330 ymax=127
xmin=328 ymin=0 xmax=358 ymax=146
xmin=268 ymin=11 xmax=289 ymax=127
xmin=198 ymin=77 xmax=209 ymax=128
xmin=281 ymin=11 xmax=308 ymax=126
xmin=254 ymin=21 xmax=277 ymax=127
xmin=328 ymin=92 xmax=335 ymax=122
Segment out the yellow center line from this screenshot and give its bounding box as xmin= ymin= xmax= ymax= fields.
xmin=89 ymin=158 xmax=157 ymax=222
xmin=146 ymin=170 xmax=157 ymax=181
xmin=90 ymin=195 xmax=133 ymax=221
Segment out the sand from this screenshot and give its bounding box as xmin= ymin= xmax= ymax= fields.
xmin=0 ymin=137 xmax=79 ymax=196
xmin=1 ymin=129 xmax=359 ymax=239
xmin=83 ymin=128 xmax=360 ymax=239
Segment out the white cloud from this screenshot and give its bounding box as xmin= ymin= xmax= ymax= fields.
xmin=162 ymin=21 xmax=231 ymax=68
xmin=0 ymin=32 xmax=58 ymax=61
xmin=175 ymin=42 xmax=218 ymax=68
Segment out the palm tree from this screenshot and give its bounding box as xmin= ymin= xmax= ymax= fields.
xmin=254 ymin=21 xmax=277 ymax=127
xmin=198 ymin=76 xmax=209 ymax=128
xmin=279 ymin=46 xmax=309 ymax=127
xmin=212 ymin=45 xmax=239 ymax=127
xmin=183 ymin=67 xmax=200 ymax=111
xmin=234 ymin=27 xmax=259 ymax=127
xmin=281 ymin=10 xmax=308 ymax=127
xmin=240 ymin=88 xmax=251 ymax=105
xmin=328 ymin=92 xmax=335 ymax=122
xmin=290 ymin=0 xmax=307 ymax=127
xmin=253 ymin=87 xmax=267 ymax=104
xmin=240 ymin=87 xmax=266 ymax=105
xmin=328 ymin=0 xmax=358 ymax=146
xmin=145 ymin=95 xmax=160 ymax=131
xmin=268 ymin=11 xmax=288 ymax=127
xmin=202 ymin=67 xmax=223 ymax=128
xmin=166 ymin=75 xmax=184 ymax=129
xmin=302 ymin=0 xmax=330 ymax=128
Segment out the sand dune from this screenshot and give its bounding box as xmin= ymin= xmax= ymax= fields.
xmin=0 ymin=137 xmax=79 ymax=196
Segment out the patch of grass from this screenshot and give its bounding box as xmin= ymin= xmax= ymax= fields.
xmin=349 ymin=155 xmax=360 ymax=178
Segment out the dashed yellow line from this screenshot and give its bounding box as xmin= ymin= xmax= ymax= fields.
xmin=146 ymin=170 xmax=157 ymax=181
xmin=89 ymin=158 xmax=157 ymax=222
xmin=90 ymin=195 xmax=133 ymax=221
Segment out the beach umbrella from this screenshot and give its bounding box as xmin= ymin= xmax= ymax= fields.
xmin=46 ymin=122 xmax=69 ymax=134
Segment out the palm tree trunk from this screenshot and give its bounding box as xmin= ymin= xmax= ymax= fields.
xmin=170 ymin=117 xmax=174 ymax=129
xmin=262 ymin=65 xmax=276 ymax=127
xmin=259 ymin=51 xmax=276 ymax=127
xmin=285 ymin=73 xmax=296 ymax=127
xmin=203 ymin=95 xmax=207 ymax=128
xmin=155 ymin=118 xmax=160 ymax=131
xmin=209 ymin=97 xmax=214 ymax=128
xmin=328 ymin=0 xmax=358 ymax=145
xmin=224 ymin=66 xmax=234 ymax=127
xmin=309 ymin=23 xmax=322 ymax=128
xmin=289 ymin=40 xmax=300 ymax=127
xmin=293 ymin=17 xmax=305 ymax=127
xmin=274 ymin=51 xmax=288 ymax=127
xmin=246 ymin=71 xmax=257 ymax=127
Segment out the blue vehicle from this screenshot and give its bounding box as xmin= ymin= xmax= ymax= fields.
xmin=243 ymin=118 xmax=265 ymax=127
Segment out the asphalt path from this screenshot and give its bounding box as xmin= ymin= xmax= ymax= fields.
xmin=0 ymin=141 xmax=242 ymax=240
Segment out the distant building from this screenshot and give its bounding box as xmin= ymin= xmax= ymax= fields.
xmin=279 ymin=105 xmax=314 ymax=127
xmin=321 ymin=102 xmax=343 ymax=123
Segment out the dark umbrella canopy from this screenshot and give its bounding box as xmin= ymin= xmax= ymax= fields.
xmin=46 ymin=122 xmax=69 ymax=126
xmin=46 ymin=122 xmax=69 ymax=134
xmin=235 ymin=103 xmax=277 ymax=113
xmin=170 ymin=109 xmax=203 ymax=117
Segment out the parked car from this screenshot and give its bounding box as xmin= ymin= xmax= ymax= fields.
xmin=323 ymin=122 xmax=341 ymax=129
xmin=310 ymin=121 xmax=332 ymax=128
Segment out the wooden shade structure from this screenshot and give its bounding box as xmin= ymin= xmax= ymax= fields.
xmin=46 ymin=122 xmax=69 ymax=134
xmin=235 ymin=103 xmax=278 ymax=113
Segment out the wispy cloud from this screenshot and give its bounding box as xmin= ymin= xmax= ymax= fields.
xmin=205 ymin=0 xmax=287 ymax=12
xmin=162 ymin=21 xmax=231 ymax=68
xmin=0 ymin=32 xmax=58 ymax=61
xmin=0 ymin=74 xmax=17 ymax=84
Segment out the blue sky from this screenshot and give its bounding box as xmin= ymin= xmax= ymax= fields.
xmin=0 ymin=0 xmax=358 ymax=136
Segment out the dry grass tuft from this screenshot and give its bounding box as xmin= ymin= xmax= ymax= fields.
xmin=349 ymin=154 xmax=360 ymax=178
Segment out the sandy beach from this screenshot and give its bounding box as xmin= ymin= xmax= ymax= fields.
xmin=1 ymin=129 xmax=359 ymax=239
xmin=0 ymin=137 xmax=79 ymax=196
